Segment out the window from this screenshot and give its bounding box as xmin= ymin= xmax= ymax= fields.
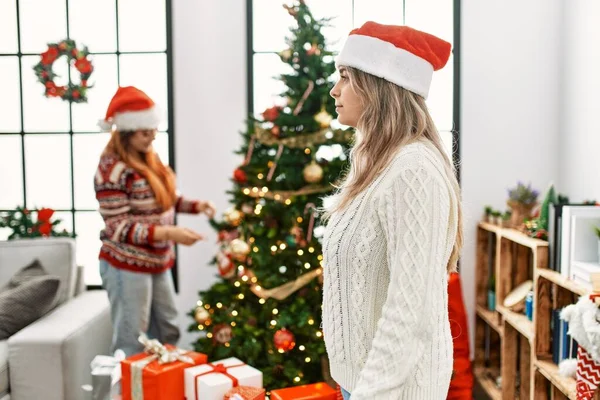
xmin=0 ymin=0 xmax=175 ymax=286
xmin=248 ymin=0 xmax=460 ymax=164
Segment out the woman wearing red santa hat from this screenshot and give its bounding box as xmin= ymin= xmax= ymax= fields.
xmin=94 ymin=86 xmax=216 ymax=356
xmin=321 ymin=22 xmax=463 ymax=399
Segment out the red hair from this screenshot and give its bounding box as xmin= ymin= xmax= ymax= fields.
xmin=104 ymin=130 xmax=177 ymax=210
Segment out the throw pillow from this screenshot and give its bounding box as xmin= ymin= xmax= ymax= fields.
xmin=0 ymin=260 xmax=60 ymax=339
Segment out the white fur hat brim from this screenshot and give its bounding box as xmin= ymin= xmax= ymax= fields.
xmin=98 ymin=105 xmax=162 ymax=132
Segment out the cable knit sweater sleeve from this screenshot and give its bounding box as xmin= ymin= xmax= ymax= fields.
xmin=350 ymin=160 xmax=451 ymax=400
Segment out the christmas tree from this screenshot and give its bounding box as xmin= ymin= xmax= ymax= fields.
xmin=189 ymin=0 xmax=352 ymax=391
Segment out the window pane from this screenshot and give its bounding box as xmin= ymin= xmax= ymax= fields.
xmin=73 ymin=133 xmax=110 ymax=209
xmin=21 ymin=56 xmax=70 ymax=132
xmin=0 ymin=0 xmax=18 ymax=53
xmin=426 ymin=53 xmax=453 ymax=132
xmin=0 ymin=57 xmax=21 ymax=132
xmin=118 ymin=0 xmax=166 ymax=52
xmin=75 ymin=211 xmax=104 ymax=286
xmin=353 ymin=0 xmax=404 ymax=27
xmin=252 ymin=53 xmax=293 ymax=117
xmin=119 ymin=54 xmax=168 ymax=131
xmin=154 ymin=131 xmax=169 ymax=165
xmin=0 ymin=135 xmax=23 ymax=208
xmin=307 ymin=0 xmax=353 ymax=53
xmin=405 ymin=0 xmax=453 ymax=46
xmin=71 ymin=55 xmax=118 ymax=132
xmin=440 ymin=130 xmax=454 ymax=161
xmin=69 ymin=1 xmax=117 ymax=53
xmin=53 ymin=210 xmax=73 ymax=236
xmin=25 ymin=134 xmax=72 ymax=209
xmin=19 ymin=0 xmax=67 ymax=53
xmin=253 ymin=0 xmax=293 ymax=52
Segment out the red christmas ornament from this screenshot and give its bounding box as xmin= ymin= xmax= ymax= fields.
xmin=217 ymin=251 xmax=235 ymax=279
xmin=233 ymin=168 xmax=248 ymax=184
xmin=213 ymin=324 xmax=233 ymax=344
xmin=262 ymin=106 xmax=282 ymax=122
xmin=274 ymin=328 xmax=296 ymax=352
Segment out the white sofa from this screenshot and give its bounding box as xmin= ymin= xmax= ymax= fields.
xmin=0 ymin=238 xmax=112 ymax=400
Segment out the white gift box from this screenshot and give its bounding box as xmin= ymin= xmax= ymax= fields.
xmin=184 ymin=357 xmax=262 ymax=400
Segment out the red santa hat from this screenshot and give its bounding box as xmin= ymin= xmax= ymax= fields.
xmin=98 ymin=86 xmax=162 ymax=131
xmin=336 ymin=22 xmax=452 ymax=99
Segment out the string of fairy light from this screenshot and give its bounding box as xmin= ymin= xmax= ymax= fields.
xmin=195 ymin=184 xmax=325 ymax=383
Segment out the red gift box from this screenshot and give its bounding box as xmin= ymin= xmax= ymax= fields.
xmin=270 ymin=382 xmax=337 ymax=400
xmin=121 ymin=344 xmax=207 ymax=400
xmin=224 ymin=385 xmax=266 ymax=400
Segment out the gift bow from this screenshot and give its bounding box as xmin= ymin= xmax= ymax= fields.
xmin=193 ymin=362 xmax=246 ymax=400
xmin=138 ymin=333 xmax=196 ymax=364
xmin=131 ymin=334 xmax=196 ymax=400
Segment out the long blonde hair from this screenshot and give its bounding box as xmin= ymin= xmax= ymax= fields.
xmin=325 ymin=67 xmax=463 ymax=273
xmin=104 ymin=130 xmax=177 ymax=210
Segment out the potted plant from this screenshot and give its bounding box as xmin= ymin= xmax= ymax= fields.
xmin=501 ymin=210 xmax=512 ymax=227
xmin=507 ymin=181 xmax=539 ymax=228
xmin=494 ymin=210 xmax=504 ymax=227
xmin=484 ymin=205 xmax=493 ymax=223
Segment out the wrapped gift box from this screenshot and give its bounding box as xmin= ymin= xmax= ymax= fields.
xmin=184 ymin=357 xmax=262 ymax=400
xmin=90 ymin=352 xmax=126 ymax=400
xmin=270 ymin=382 xmax=338 ymax=400
xmin=223 ymin=385 xmax=266 ymax=400
xmin=121 ymin=345 xmax=207 ymax=400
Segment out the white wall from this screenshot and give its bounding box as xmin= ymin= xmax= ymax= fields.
xmin=559 ymin=1 xmax=600 ymax=201
xmin=461 ymin=0 xmax=562 ymax=354
xmin=171 ymin=1 xmax=247 ymax=349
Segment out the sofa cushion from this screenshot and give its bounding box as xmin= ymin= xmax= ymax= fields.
xmin=4 ymin=259 xmax=48 ymax=288
xmin=0 ymin=340 xmax=8 ymax=397
xmin=0 ymin=260 xmax=60 ymax=340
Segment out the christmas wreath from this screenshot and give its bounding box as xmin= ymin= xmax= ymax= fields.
xmin=33 ymin=39 xmax=93 ymax=103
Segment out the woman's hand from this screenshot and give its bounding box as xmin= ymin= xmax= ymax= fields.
xmin=155 ymin=226 xmax=205 ymax=245
xmin=196 ymin=201 xmax=217 ymax=219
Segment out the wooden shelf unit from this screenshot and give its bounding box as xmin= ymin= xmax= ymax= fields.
xmin=474 ymin=222 xmax=599 ymax=400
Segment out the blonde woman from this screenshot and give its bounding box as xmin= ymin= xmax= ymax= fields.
xmin=95 ymin=86 xmax=216 ymax=356
xmin=321 ymin=22 xmax=463 ymax=400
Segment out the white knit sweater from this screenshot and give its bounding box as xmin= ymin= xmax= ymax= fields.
xmin=322 ymin=141 xmax=458 ymax=400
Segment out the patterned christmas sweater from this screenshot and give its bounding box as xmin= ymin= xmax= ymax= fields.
xmin=94 ymin=153 xmax=200 ymax=273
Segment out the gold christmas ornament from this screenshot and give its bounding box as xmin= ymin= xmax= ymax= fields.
xmin=230 ymin=238 xmax=251 ymax=261
xmin=223 ymin=208 xmax=243 ymax=226
xmin=194 ymin=307 xmax=210 ymax=324
xmin=303 ymin=161 xmax=323 ymax=184
xmin=280 ymin=48 xmax=293 ymax=61
xmin=314 ymin=109 xmax=333 ymax=128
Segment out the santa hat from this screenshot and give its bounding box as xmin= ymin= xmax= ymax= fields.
xmin=336 ymin=22 xmax=451 ymax=99
xmin=98 ymin=86 xmax=162 ymax=131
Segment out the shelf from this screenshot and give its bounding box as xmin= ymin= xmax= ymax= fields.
xmin=536 ymin=268 xmax=589 ymax=296
xmin=501 ymin=228 xmax=548 ymax=249
xmin=497 ymin=304 xmax=534 ymax=342
xmin=476 ymin=305 xmax=503 ymax=336
xmin=478 ymin=222 xmax=548 ymax=249
xmin=474 ymin=367 xmax=502 ymax=400
xmin=535 ymin=359 xmax=577 ymax=400
xmin=479 ymin=221 xmax=503 ymax=234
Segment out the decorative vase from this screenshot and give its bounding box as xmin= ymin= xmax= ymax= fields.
xmin=507 ymin=200 xmax=536 ymax=228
